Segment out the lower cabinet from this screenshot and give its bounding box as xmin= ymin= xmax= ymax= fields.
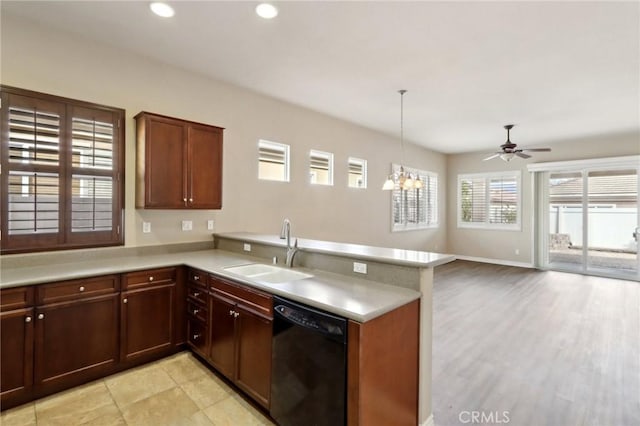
xmin=121 ymin=268 xmax=177 ymax=363
xmin=0 ymin=286 xmax=34 ymax=403
xmin=208 ymin=276 xmax=273 ymax=409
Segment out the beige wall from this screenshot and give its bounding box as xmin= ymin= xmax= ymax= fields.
xmin=446 ymin=131 xmax=640 ymax=265
xmin=1 ymin=14 xmax=446 ymax=252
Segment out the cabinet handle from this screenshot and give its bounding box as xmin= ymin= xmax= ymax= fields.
xmin=192 ymin=309 xmax=200 ymax=315
xmin=192 ymin=334 xmax=201 ymax=340
xmin=79 ymin=286 xmax=85 ymax=292
xmin=193 ymin=275 xmax=200 ymax=281
xmin=234 ymin=312 xmax=240 ymax=318
xmin=37 ymin=313 xmax=44 ymax=320
xmin=192 ymin=291 xmax=200 ymax=297
xmin=149 ymin=276 xmax=154 ymax=282
xmin=229 ymin=309 xmax=235 ymax=316
xmin=123 ymin=298 xmax=128 ymax=304
xmin=183 ymin=198 xmax=187 ymax=206
xmin=25 ymin=316 xmax=32 ymax=323
xmin=189 ymin=198 xmax=193 ymax=203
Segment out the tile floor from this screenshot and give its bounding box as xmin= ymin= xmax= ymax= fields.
xmin=0 ymin=352 xmax=275 ymax=426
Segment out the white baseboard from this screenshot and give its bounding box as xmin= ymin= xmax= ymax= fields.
xmin=454 ymin=255 xmax=534 ymax=269
xmin=420 ymin=414 xmax=434 ymax=426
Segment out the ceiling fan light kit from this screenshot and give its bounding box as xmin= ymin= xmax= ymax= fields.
xmin=483 ymin=124 xmax=551 ymax=162
xmin=382 ymin=90 xmax=423 ymax=191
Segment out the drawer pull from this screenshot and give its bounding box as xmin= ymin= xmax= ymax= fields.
xmin=192 ymin=309 xmax=200 ymax=315
xmin=149 ymin=276 xmax=154 ymax=282
xmin=38 ymin=313 xmax=44 ymax=320
xmin=229 ymin=309 xmax=235 ymax=316
xmin=192 ymin=292 xmax=200 ymax=297
xmin=25 ymin=316 xmax=32 ymax=323
xmin=193 ymin=275 xmax=200 ymax=281
xmin=234 ymin=312 xmax=240 ymax=318
xmin=79 ymin=286 xmax=85 ymax=292
xmin=123 ymin=298 xmax=128 ymax=304
xmin=192 ymin=333 xmax=201 ymax=340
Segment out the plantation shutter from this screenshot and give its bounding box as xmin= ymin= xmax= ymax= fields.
xmin=1 ymin=87 xmax=124 ymax=253
xmin=460 ymin=178 xmax=486 ymax=223
xmin=489 ymin=176 xmax=518 ymax=224
xmin=391 ymin=165 xmax=438 ymax=229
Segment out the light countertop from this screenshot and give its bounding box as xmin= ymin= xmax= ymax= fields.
xmin=0 ymin=249 xmax=420 ymax=322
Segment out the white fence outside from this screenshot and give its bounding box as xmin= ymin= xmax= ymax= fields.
xmin=550 ymin=207 xmax=638 ymax=252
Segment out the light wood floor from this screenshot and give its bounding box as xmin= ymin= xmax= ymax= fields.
xmin=432 ymin=260 xmax=640 ymax=426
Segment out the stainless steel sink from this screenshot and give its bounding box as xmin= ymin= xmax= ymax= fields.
xmin=223 ymin=263 xmax=313 ymax=283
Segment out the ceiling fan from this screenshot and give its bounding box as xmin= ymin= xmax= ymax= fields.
xmin=483 ymin=124 xmax=551 ymax=161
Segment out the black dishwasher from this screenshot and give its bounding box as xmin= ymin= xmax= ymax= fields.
xmin=271 ymin=296 xmax=347 ymax=426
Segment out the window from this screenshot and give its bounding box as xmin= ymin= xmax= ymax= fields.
xmin=1 ymin=86 xmax=125 ymax=253
xmin=309 ymin=150 xmax=333 ymax=185
xmin=258 ymin=140 xmax=289 ymax=182
xmin=457 ymin=171 xmax=521 ymax=229
xmin=391 ymin=164 xmax=438 ymax=231
xmin=348 ymin=157 xmax=367 ymax=189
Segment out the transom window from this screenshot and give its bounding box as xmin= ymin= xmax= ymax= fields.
xmin=457 ymin=171 xmax=521 ymax=230
xmin=309 ymin=150 xmax=334 ymax=185
xmin=1 ymin=86 xmax=125 ymax=253
xmin=258 ymin=139 xmax=290 ymax=182
xmin=348 ymin=157 xmax=367 ymax=189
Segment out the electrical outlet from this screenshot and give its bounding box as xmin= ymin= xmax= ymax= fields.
xmin=142 ymin=222 xmax=151 ymax=233
xmin=243 ymin=243 xmax=251 ymax=252
xmin=181 ymin=220 xmax=193 ymax=231
xmin=353 ymin=262 xmax=367 ymax=274
xmin=207 ymin=220 xmax=214 ymax=231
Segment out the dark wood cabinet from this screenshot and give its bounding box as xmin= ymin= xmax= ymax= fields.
xmin=0 ymin=287 xmax=34 ymax=404
xmin=135 ymin=112 xmax=223 ymax=209
xmin=186 ymin=268 xmax=209 ymax=358
xmin=121 ymin=268 xmax=177 ymax=362
xmin=26 ymin=275 xmax=120 ymax=396
xmin=208 ymin=276 xmax=273 ymax=409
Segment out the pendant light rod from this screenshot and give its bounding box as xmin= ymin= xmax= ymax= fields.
xmin=399 ymin=89 xmax=406 ymax=164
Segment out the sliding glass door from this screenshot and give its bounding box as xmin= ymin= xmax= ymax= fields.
xmin=542 ymin=166 xmax=639 ymax=280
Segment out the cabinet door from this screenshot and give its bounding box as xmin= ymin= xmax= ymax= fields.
xmin=0 ymin=308 xmax=34 ymax=401
xmin=187 ymin=124 xmax=222 ymax=209
xmin=235 ymin=305 xmax=272 ymax=409
xmin=144 ymin=116 xmax=186 ymax=208
xmin=209 ymin=293 xmax=236 ymax=379
xmin=34 ymin=294 xmax=119 ymax=390
xmin=121 ymin=284 xmax=175 ymax=362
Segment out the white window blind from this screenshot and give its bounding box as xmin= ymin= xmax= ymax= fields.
xmin=348 ymin=157 xmax=367 ymax=189
xmin=310 ymin=150 xmax=333 ymax=185
xmin=458 ymin=172 xmax=521 ymax=229
xmin=258 ymin=140 xmax=289 ymax=182
xmin=391 ymin=164 xmax=438 ymax=231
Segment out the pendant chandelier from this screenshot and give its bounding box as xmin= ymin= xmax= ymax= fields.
xmin=382 ymin=90 xmax=423 ymax=191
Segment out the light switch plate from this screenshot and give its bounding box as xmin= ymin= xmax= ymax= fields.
xmin=207 ymin=220 xmax=215 ymax=231
xmin=243 ymin=243 xmax=251 ymax=252
xmin=142 ymin=222 xmax=151 ymax=233
xmin=353 ymin=262 xmax=367 ymax=274
xmin=182 ymin=220 xmax=193 ymax=231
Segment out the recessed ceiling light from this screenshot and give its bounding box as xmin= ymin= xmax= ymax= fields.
xmin=150 ymin=2 xmax=175 ymax=18
xmin=256 ymin=3 xmax=278 ymax=19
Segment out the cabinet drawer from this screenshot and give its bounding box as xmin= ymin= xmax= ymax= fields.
xmin=187 ymin=299 xmax=208 ymax=323
xmin=1 ymin=286 xmax=34 ymax=312
xmin=187 ymin=284 xmax=207 ymax=305
xmin=188 ymin=269 xmax=208 ymax=287
xmin=210 ymin=276 xmax=272 ymax=318
xmin=37 ymin=275 xmax=119 ymax=304
xmin=187 ymin=319 xmax=208 ymax=356
xmin=124 ymin=268 xmax=176 ymax=290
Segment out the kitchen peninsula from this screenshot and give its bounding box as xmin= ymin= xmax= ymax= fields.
xmin=0 ymin=233 xmax=454 ymax=426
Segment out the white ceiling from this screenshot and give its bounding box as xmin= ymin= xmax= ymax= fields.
xmin=3 ymin=1 xmax=639 ymax=154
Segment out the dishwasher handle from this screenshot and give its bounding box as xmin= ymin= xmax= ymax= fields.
xmin=274 ymin=303 xmax=347 ymax=342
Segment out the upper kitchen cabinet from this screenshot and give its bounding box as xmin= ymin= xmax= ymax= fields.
xmin=135 ymin=112 xmax=223 ymax=209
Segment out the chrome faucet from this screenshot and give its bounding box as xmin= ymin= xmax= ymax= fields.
xmin=280 ymin=218 xmax=298 ymax=268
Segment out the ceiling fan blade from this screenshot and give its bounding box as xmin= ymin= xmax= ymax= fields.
xmin=522 ymin=148 xmax=551 ymax=152
xmin=516 ymin=152 xmax=531 ymax=159
xmin=483 ymin=153 xmax=501 ymax=161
